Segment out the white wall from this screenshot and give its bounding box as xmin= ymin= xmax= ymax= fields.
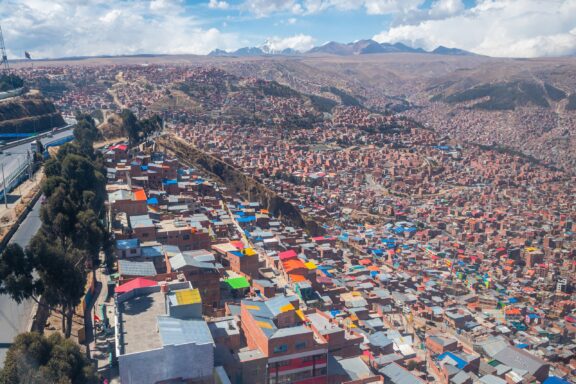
xmin=119 ymin=342 xmax=214 ymax=384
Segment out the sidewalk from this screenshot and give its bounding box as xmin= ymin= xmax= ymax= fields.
xmin=88 ymin=261 xmax=120 ymax=383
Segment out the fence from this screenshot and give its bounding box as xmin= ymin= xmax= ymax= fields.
xmin=0 ymin=158 xmax=32 ymax=201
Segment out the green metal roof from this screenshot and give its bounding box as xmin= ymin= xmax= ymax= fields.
xmin=226 ymin=276 xmax=250 ymax=290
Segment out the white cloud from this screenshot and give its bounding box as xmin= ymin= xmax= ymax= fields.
xmin=241 ymin=0 xmax=424 ymax=16
xmin=264 ymin=34 xmax=315 ymax=52
xmin=0 ymin=0 xmax=240 ymax=58
xmin=209 ymin=0 xmax=230 ymax=10
xmin=240 ymin=0 xmax=303 ymax=17
xmin=374 ymin=0 xmax=576 ymax=57
xmin=100 ymin=9 xmax=122 ymax=24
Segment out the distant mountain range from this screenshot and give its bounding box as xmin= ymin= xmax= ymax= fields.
xmin=208 ymin=39 xmax=477 ymax=57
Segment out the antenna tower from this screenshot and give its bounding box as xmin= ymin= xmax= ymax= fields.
xmin=0 ymin=24 xmax=9 ymax=71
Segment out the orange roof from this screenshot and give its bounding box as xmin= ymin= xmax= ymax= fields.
xmin=283 ymin=259 xmax=307 ymax=273
xmin=289 ymin=274 xmax=307 ymax=282
xmin=133 ymin=189 xmax=147 ymax=201
xmin=506 ymin=308 xmax=521 ymax=315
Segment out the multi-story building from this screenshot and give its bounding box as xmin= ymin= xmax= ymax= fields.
xmin=169 ymin=249 xmax=223 ymax=313
xmin=157 ymin=219 xmax=211 ymax=251
xmin=240 ymin=295 xmax=329 ymax=384
xmin=115 ymin=281 xmax=215 ymax=384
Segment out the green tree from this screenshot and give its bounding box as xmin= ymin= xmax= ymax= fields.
xmin=29 ymin=235 xmax=87 ymax=337
xmin=0 ymin=239 xmax=86 ymax=338
xmin=121 ymin=108 xmax=140 ymax=147
xmin=73 ymin=114 xmax=101 ymax=157
xmin=43 ymin=157 xmax=61 ymax=178
xmin=120 ymin=109 xmax=161 ymax=146
xmin=0 ymin=74 xmax=24 ymax=92
xmin=1 ymin=332 xmax=97 ymax=384
xmin=0 ymin=244 xmax=38 ymax=303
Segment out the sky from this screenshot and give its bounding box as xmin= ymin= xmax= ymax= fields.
xmin=0 ymin=0 xmax=575 ymax=59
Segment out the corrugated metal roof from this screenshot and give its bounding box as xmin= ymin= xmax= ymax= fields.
xmin=379 ymin=362 xmax=424 ymax=384
xmin=175 ymin=288 xmax=201 ymax=305
xmin=157 ymin=317 xmax=214 ymax=346
xmin=118 ymin=260 xmax=156 ymax=276
xmin=116 ymin=238 xmax=139 ymax=250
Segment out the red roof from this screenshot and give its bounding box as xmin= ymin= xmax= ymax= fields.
xmin=230 ymin=240 xmax=244 ymax=250
xmin=115 ymin=277 xmax=157 ymax=294
xmin=312 ymin=236 xmax=335 ymax=242
xmin=110 ymin=144 xmax=128 ymax=152
xmin=279 ymin=250 xmax=297 ymax=260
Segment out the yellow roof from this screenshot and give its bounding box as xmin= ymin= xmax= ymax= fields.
xmin=280 ymin=303 xmax=295 ymax=313
xmin=175 ymin=288 xmax=201 ymax=305
xmin=295 ymin=309 xmax=306 ymax=321
xmin=257 ymin=320 xmax=273 ymax=329
xmin=305 ymin=261 xmax=317 ymax=270
xmin=243 ymin=248 xmax=257 ymax=256
xmin=525 ymin=247 xmax=539 ymax=252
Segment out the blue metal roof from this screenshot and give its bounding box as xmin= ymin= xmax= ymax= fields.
xmin=116 ymin=238 xmax=139 ymax=250
xmin=438 ymin=352 xmax=468 ymax=369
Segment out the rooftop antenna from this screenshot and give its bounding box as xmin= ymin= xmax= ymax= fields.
xmin=0 ymin=24 xmax=9 ymax=71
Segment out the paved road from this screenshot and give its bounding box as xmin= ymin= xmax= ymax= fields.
xmin=0 ymin=126 xmax=74 ymax=193
xmin=0 ymin=198 xmax=43 ymax=364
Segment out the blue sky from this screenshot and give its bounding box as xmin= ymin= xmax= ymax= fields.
xmin=0 ymin=0 xmax=575 ymax=58
xmin=191 ymin=1 xmax=397 ymax=45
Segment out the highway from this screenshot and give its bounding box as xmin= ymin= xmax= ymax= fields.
xmin=0 ymin=124 xmax=74 ymax=197
xmin=0 ymin=198 xmax=42 ymax=364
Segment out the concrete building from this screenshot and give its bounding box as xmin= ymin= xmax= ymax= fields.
xmin=115 ymin=281 xmax=215 ymax=384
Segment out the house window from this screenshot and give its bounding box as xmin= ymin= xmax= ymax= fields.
xmin=273 ymin=344 xmax=288 ymax=354
xmin=295 ymin=341 xmax=307 ymax=350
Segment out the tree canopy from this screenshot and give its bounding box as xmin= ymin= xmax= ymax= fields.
xmin=0 ymin=114 xmax=107 ymax=337
xmin=1 ymin=332 xmax=97 ymax=384
xmin=121 ymin=109 xmax=161 ymax=147
xmin=73 ymin=113 xmax=101 ymax=157
xmin=0 ymin=74 xmax=24 ymax=92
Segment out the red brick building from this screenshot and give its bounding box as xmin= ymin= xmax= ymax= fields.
xmin=241 ymin=295 xmax=329 ymax=384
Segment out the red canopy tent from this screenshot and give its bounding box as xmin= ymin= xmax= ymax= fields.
xmin=115 ymin=277 xmax=157 ymax=295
